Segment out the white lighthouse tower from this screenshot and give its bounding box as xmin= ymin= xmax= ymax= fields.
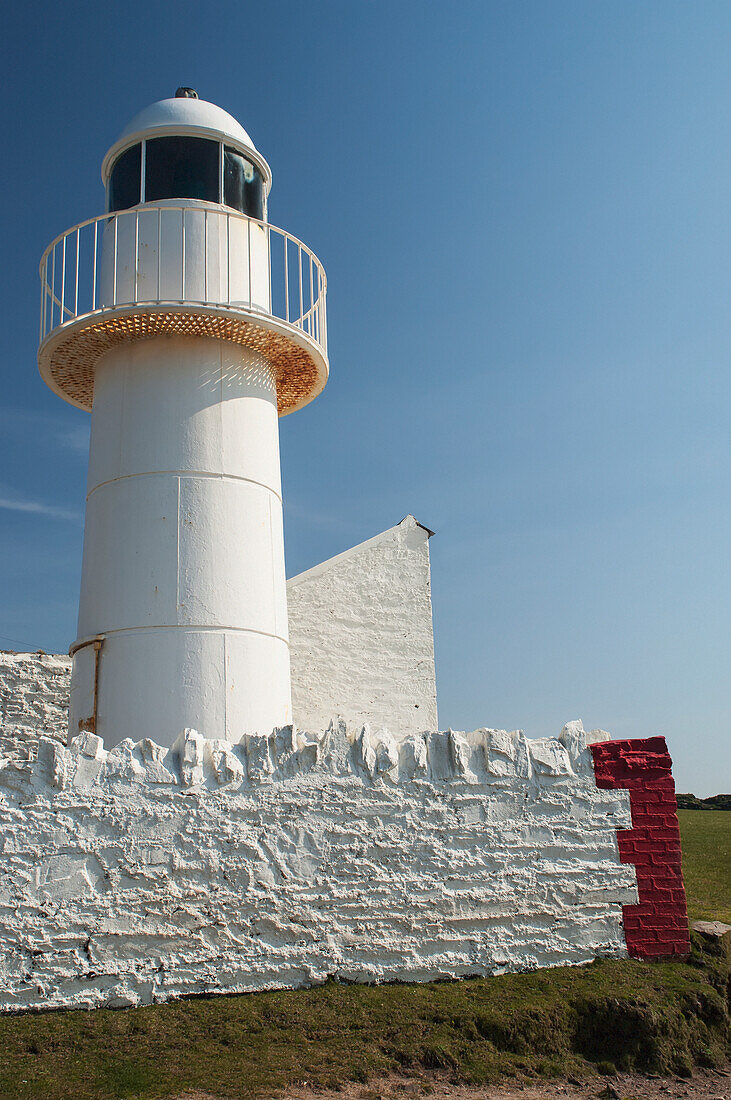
xmin=38 ymin=90 xmax=328 ymax=748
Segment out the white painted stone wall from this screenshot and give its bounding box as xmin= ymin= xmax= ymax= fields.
xmin=0 ymin=652 xmax=71 ymax=761
xmin=288 ymin=516 xmax=439 ymax=737
xmin=0 ymin=719 xmax=636 ymax=1012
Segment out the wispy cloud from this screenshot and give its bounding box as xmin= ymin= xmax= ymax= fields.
xmin=0 ymin=409 xmax=89 ymax=455
xmin=0 ymin=495 xmax=81 ymax=523
xmin=56 ymin=426 xmax=90 ymax=454
xmin=284 ymin=500 xmax=349 ymax=530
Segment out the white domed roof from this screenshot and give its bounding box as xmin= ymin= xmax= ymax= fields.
xmin=119 ymin=97 xmax=257 ymax=150
xmin=101 ymin=95 xmax=270 ymax=187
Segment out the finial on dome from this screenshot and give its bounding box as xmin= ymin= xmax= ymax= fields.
xmin=175 ymin=87 xmax=198 ymax=99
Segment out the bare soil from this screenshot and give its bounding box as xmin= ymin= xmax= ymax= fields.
xmin=178 ymin=1064 xmax=730 ymax=1100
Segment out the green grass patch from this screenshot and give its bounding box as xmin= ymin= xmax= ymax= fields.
xmin=0 ymin=934 xmax=727 ymax=1100
xmin=679 ymin=809 xmax=731 ymax=924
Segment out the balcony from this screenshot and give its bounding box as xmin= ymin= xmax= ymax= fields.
xmin=38 ymin=203 xmax=328 ymax=416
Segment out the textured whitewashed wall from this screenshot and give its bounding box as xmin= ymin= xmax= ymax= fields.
xmin=0 ymin=719 xmax=635 ymax=1011
xmin=0 ymin=652 xmax=70 ymax=760
xmin=288 ymin=516 xmax=438 ymax=736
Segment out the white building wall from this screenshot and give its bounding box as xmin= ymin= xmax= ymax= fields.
xmin=0 ymin=721 xmax=635 ymax=1011
xmin=287 ymin=516 xmax=439 ymax=737
xmin=0 ymin=516 xmax=439 ymax=749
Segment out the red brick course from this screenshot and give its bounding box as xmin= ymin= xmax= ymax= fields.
xmin=590 ymin=736 xmax=690 ymax=960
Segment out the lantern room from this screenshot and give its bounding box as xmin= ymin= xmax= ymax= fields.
xmin=101 ymin=88 xmax=271 ymax=219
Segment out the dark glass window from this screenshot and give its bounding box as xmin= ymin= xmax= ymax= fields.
xmin=224 ymin=146 xmax=264 ymax=219
xmin=108 ymin=143 xmax=141 ymax=212
xmin=145 ymin=136 xmax=220 ymax=203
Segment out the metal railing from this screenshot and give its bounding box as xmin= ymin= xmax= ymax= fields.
xmin=39 ymin=205 xmax=327 ymax=356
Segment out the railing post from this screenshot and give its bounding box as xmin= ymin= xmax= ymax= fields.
xmin=226 ymin=212 xmax=231 ymax=306
xmin=157 ymin=206 xmax=162 ymax=299
xmin=181 ymin=208 xmax=186 ymax=302
xmin=39 ymin=264 xmax=45 ymax=345
xmin=314 ymin=279 xmax=318 ymax=343
xmin=309 ymin=254 xmax=314 ymax=337
xmin=134 ymin=209 xmax=139 ymax=302
xmin=74 ymin=228 xmax=80 ymax=317
xmin=92 ymin=220 xmax=98 ymax=311
xmin=43 ymin=254 xmax=48 ymax=339
xmin=266 ymin=223 xmax=271 ymax=314
xmin=113 ymin=216 xmax=118 ymax=308
xmin=203 ymin=208 xmax=208 ymax=304
xmin=60 ymin=236 xmax=66 ymax=320
xmin=50 ymin=244 xmax=56 ymax=331
xmin=247 ymin=216 xmax=252 ymax=309
xmin=284 ymin=234 xmax=289 ymax=322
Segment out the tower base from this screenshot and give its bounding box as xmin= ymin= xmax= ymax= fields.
xmin=71 ymin=335 xmax=291 ymax=748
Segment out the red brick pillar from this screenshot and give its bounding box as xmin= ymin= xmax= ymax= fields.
xmin=590 ymin=737 xmax=690 ymax=959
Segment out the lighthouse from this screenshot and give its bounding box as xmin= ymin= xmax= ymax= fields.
xmin=38 ymin=90 xmax=328 ymax=748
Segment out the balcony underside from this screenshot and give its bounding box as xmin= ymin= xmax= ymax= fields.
xmin=37 ymin=304 xmax=328 ymax=417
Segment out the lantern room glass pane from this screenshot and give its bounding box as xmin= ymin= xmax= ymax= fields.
xmin=224 ymin=147 xmax=264 ymax=220
xmin=108 ymin=143 xmax=142 ymax=212
xmin=145 ymin=136 xmax=220 ymax=203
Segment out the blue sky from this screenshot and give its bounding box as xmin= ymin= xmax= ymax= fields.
xmin=1 ymin=1 xmax=729 ymax=794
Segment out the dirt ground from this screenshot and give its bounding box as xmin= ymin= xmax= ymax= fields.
xmin=179 ymin=1064 xmax=730 ymax=1100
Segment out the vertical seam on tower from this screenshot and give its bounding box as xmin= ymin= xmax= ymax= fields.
xmin=269 ymin=495 xmax=278 ymax=638
xmin=220 ymin=344 xmax=227 ymax=740
xmin=118 ymin=357 xmax=126 ymax=479
xmin=223 ymin=631 xmax=228 ymax=740
xmin=219 ymin=344 xmax=224 ymax=486
xmin=176 ymin=477 xmax=181 ymax=619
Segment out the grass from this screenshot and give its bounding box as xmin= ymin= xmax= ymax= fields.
xmin=678 ymin=810 xmax=731 ymax=924
xmin=0 ymin=936 xmax=727 ymax=1100
xmin=0 ymin=811 xmax=726 ymax=1099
